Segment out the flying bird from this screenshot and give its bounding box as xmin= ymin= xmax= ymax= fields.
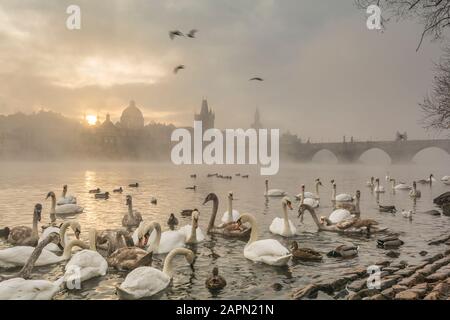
xmin=174 ymin=65 xmax=186 ymax=74
xmin=249 ymin=77 xmax=264 ymax=81
xmin=187 ymin=29 xmax=198 ymax=38
xmin=169 ymin=30 xmax=184 ymax=40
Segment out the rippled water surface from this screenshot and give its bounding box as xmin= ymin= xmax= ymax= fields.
xmin=0 ymin=161 xmax=449 ymax=300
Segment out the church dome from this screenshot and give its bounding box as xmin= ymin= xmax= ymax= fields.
xmin=120 ymin=100 xmax=145 ymax=130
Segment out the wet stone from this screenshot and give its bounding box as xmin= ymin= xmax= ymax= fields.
xmin=347 ymin=279 xmax=367 ymax=292
xmin=381 ymin=287 xmax=395 ymax=299
xmin=433 ymin=282 xmax=449 ymax=296
xmin=426 ymin=272 xmax=450 ymax=283
xmin=380 ymin=278 xmax=400 ymax=290
xmin=382 ymin=267 xmax=400 ymax=273
xmin=392 ymin=285 xmax=409 ymax=293
xmin=369 ymin=294 xmax=386 ymax=300
xmin=424 ymin=291 xmax=441 ymax=300
xmin=386 ymin=251 xmax=400 ymax=258
xmin=419 ymin=251 xmax=428 ymax=257
xmin=395 ymin=290 xmax=419 ymax=300
xmin=410 ymin=283 xmax=430 ymax=298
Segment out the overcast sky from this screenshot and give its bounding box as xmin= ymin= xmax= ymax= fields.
xmin=0 ymin=0 xmax=446 ymax=141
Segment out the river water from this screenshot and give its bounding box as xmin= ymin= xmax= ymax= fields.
xmin=0 ymin=161 xmax=449 ymax=300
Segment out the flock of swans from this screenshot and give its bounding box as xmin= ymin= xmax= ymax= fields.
xmin=0 ymin=172 xmax=448 ymax=300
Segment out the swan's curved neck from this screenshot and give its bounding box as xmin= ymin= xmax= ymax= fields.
xmin=304 ymin=207 xmax=325 ymax=231
xmin=265 ymin=182 xmax=269 ymax=194
xmin=332 ymin=185 xmax=336 ymax=201
xmin=207 ymin=197 xmax=219 ymax=231
xmin=128 ymin=201 xmax=134 ymax=218
xmin=315 ymin=182 xmax=320 ymax=196
xmin=187 ymin=218 xmax=198 ymax=243
xmin=62 ymin=188 xmax=67 ymax=198
xmin=355 ymin=197 xmax=360 ymax=216
xmin=163 ymin=248 xmax=191 ymax=278
xmin=89 ymin=229 xmax=97 ymax=251
xmin=148 ymin=223 xmax=161 ymax=252
xmin=59 ymin=222 xmax=71 ymax=247
xmin=227 ymin=197 xmax=233 ymax=221
xmin=18 ymin=234 xmax=55 ymax=279
xmin=50 ymin=196 xmax=56 ymax=214
xmin=245 ymin=216 xmax=259 ymax=246
xmin=391 ymin=179 xmax=396 ymax=189
xmin=32 ymin=212 xmax=39 ymax=238
xmin=282 ymin=203 xmax=290 ymax=235
xmin=62 ymin=240 xmax=90 ymax=260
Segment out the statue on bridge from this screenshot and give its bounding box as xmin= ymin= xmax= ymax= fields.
xmin=396 ymin=131 xmax=408 ymax=141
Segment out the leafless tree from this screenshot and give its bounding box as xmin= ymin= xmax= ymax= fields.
xmin=420 ymin=47 xmax=450 ymax=132
xmin=355 ymin=0 xmax=450 ymax=51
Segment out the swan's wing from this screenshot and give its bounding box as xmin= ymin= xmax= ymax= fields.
xmin=65 ymin=251 xmax=107 ymax=282
xmin=329 ymin=209 xmax=351 ymax=224
xmin=0 ymin=278 xmax=58 ymax=300
xmin=221 ymin=210 xmax=240 ymax=223
xmin=119 ymin=267 xmax=170 ymax=299
xmin=0 ymin=247 xmax=34 ymax=268
xmin=55 ymin=204 xmax=84 ymax=215
xmin=304 ymin=198 xmax=319 ymax=208
xmin=269 ymin=218 xmax=283 ymax=235
xmin=245 ymin=239 xmax=290 ymax=258
xmin=155 ymin=231 xmax=185 ymax=254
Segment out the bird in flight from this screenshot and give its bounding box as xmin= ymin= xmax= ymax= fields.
xmin=169 ymin=30 xmax=184 ymax=40
xmin=174 ymin=65 xmax=186 ymax=74
xmin=187 ymin=29 xmax=198 ymax=38
xmin=249 ymin=77 xmax=264 ymax=81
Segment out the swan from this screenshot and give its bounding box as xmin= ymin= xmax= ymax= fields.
xmin=297 ymin=185 xmax=319 ymax=209
xmin=147 ymin=223 xmax=185 ymax=255
xmin=366 ymin=177 xmax=375 ymax=188
xmin=64 ymin=229 xmax=108 ymax=285
xmin=323 ymin=208 xmax=352 ymax=225
xmin=390 ymin=178 xmax=411 ymax=190
xmin=0 ymin=233 xmax=65 ymax=300
xmin=178 ymin=210 xmax=205 ymax=244
xmin=417 ymin=174 xmax=436 ymax=185
xmin=296 ymin=179 xmax=322 ymax=201
xmin=116 ymin=248 xmax=195 ymax=300
xmin=264 ymin=180 xmax=287 ymax=197
xmin=205 ymin=267 xmax=227 ymax=290
xmin=221 ymin=192 xmax=240 ymax=224
xmin=409 ymin=182 xmax=422 ymax=198
xmin=373 ymin=178 xmax=385 ymax=193
xmin=56 ymin=185 xmax=77 ymax=205
xmin=0 ymin=234 xmax=89 ymax=269
xmin=122 ymin=195 xmax=143 ymax=229
xmin=441 ymin=176 xmax=450 ymax=182
xmin=269 ymin=197 xmax=297 ymax=237
xmin=203 ymin=193 xmax=251 ymax=239
xmin=47 ymin=192 xmax=83 ymax=215
xmin=97 ymin=229 xmax=135 ymax=256
xmin=237 ymin=213 xmax=292 ymax=266
xmin=332 ymin=183 xmax=353 ymax=203
xmin=38 ymin=221 xmax=81 ymax=252
xmin=7 ymin=204 xmax=42 ymax=246
xmin=401 ymin=210 xmax=413 ymax=219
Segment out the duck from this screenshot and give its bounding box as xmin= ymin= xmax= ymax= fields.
xmin=290 ymin=241 xmax=322 ymax=262
xmin=150 ymin=197 xmax=157 ymax=205
xmin=264 ymin=180 xmax=287 ymax=197
xmin=108 ymin=224 xmax=158 ymax=271
xmin=190 ymin=174 xmax=197 ymax=179
xmin=374 ymin=178 xmax=385 ymax=194
xmin=236 ymin=213 xmax=292 ymax=266
xmin=377 ymin=235 xmax=404 ymax=248
xmin=385 ymin=173 xmax=391 ymax=182
xmin=401 ymin=210 xmax=413 ymax=219
xmin=366 ymin=177 xmax=375 ymax=188
xmin=186 ymin=185 xmax=197 ymax=191
xmin=38 ymin=221 xmax=81 ymax=253
xmin=95 ymin=192 xmax=109 ymax=199
xmin=390 ymin=178 xmax=411 ymax=191
xmin=221 ymin=192 xmax=240 ymax=224
xmin=203 ymin=193 xmax=251 ymax=239
xmin=64 ymin=229 xmax=108 ymax=285
xmin=167 ymin=213 xmax=179 ymax=230
xmin=6 ymin=204 xmax=42 ymax=246
xmin=379 ymin=205 xmax=397 ymax=213
xmin=47 ymin=192 xmax=84 ymax=215
xmin=180 ymin=209 xmax=196 ymax=217
xmin=178 ymin=210 xmax=205 ymax=244
xmin=409 ymin=182 xmax=422 ymax=199
xmin=327 ymin=245 xmax=358 ymax=258
xmin=0 ymin=234 xmax=89 ymax=269
xmin=242 ymin=175 xmax=249 ymax=179
xmin=0 ymin=228 xmax=10 ymax=239
xmin=205 ymin=267 xmax=227 ymax=291
xmin=129 ymin=183 xmax=139 ymax=188
xmin=122 ymin=195 xmax=143 ymax=229
xmin=269 ymin=197 xmax=297 ymax=237
xmin=113 ymin=187 xmax=123 ymax=193
xmin=0 ymin=233 xmax=66 ymax=300
xmin=116 ymin=248 xmax=195 ymax=300
xmin=417 ymin=174 xmax=435 ymax=185
xmin=56 ymin=185 xmax=77 ymax=205
xmin=89 ymin=188 xmax=101 ymax=194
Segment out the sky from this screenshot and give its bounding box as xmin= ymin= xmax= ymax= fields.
xmin=0 ymin=0 xmax=447 ymax=141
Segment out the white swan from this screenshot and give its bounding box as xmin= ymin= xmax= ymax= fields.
xmin=47 ymin=192 xmax=83 ymax=215
xmin=390 ymin=179 xmax=411 ymax=191
xmin=269 ymin=197 xmax=297 ymax=237
xmin=366 ymin=177 xmax=375 ymax=188
xmin=116 ymin=248 xmax=195 ymax=300
xmin=64 ymin=229 xmax=108 ymax=285
xmin=296 ymin=179 xmax=321 ymax=201
xmin=0 ymin=235 xmax=89 ymax=269
xmin=148 ymin=222 xmax=185 ymax=255
xmin=326 ymin=208 xmax=352 ymax=225
xmin=264 ymin=180 xmax=287 ymax=197
xmin=409 ymin=181 xmax=422 ymax=198
xmin=441 ymin=176 xmax=450 ymax=182
xmin=178 ymin=210 xmax=205 ymax=244
xmin=38 ymin=221 xmax=81 ymax=253
xmin=221 ymin=192 xmax=240 ymax=224
xmin=332 ymin=183 xmax=353 ymax=203
xmin=7 ymin=204 xmax=42 ymax=246
xmin=374 ymin=179 xmax=385 ymax=194
xmin=297 ymin=184 xmax=319 ymax=208
xmin=56 ymin=185 xmax=77 ymax=205
xmin=237 ymin=213 xmax=291 ymax=266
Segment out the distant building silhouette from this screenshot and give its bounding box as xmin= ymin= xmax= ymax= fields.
xmin=194 ymin=99 xmax=215 ymax=130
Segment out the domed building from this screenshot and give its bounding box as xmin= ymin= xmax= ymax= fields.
xmin=119 ymin=100 xmax=145 ymax=130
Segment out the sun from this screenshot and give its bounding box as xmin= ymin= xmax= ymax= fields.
xmin=86 ymin=115 xmax=97 ymax=126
